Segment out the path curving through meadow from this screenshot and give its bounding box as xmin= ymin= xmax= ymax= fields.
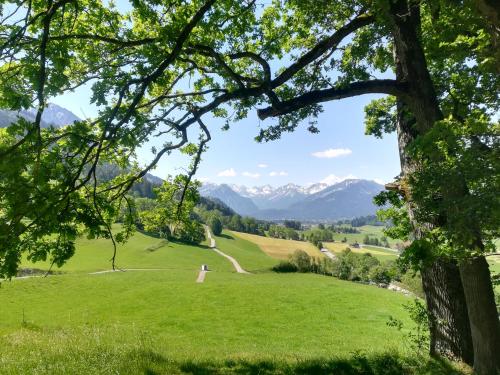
xmin=205 ymin=226 xmax=250 ymax=274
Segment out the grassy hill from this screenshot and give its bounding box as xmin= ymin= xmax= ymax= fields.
xmin=0 ymin=229 xmax=464 ymax=374
xmin=20 ymin=228 xmax=231 ymax=274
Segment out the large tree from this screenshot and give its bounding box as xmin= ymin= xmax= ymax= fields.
xmin=0 ymin=0 xmax=498 ymax=372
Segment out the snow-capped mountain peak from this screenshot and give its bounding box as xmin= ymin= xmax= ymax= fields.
xmin=199 ymin=179 xmax=384 ymax=220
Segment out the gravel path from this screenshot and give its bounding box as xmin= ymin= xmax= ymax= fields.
xmin=196 ymin=270 xmax=207 ymax=283
xmin=89 ymin=268 xmax=166 ymax=275
xmin=320 ymin=248 xmax=337 ymax=260
xmin=205 ymin=226 xmax=249 ymax=274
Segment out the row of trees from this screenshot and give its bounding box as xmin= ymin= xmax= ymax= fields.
xmin=362 ymin=235 xmax=390 ymax=248
xmin=273 ymin=249 xmax=409 ymax=287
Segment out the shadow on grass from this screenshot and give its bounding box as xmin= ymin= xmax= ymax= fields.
xmin=128 ymin=350 xmax=468 ymax=375
xmin=136 ymin=229 xmax=212 ymax=250
xmin=217 ymin=233 xmax=234 ymax=240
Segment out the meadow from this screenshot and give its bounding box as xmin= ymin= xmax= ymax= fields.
xmin=323 ymin=242 xmax=399 ymax=263
xmin=0 ymin=229 xmax=466 ymax=374
xmin=324 ymin=225 xmax=397 ymax=246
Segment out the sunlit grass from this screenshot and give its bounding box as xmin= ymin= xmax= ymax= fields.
xmin=0 ymin=228 xmax=461 ymax=374
xmin=229 ymin=230 xmax=323 ymax=259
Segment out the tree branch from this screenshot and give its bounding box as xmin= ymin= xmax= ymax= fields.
xmin=257 ymin=80 xmax=408 ymax=120
xmin=271 ymin=14 xmax=375 ymax=88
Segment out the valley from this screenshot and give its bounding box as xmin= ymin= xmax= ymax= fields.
xmin=0 ymin=228 xmax=438 ymax=375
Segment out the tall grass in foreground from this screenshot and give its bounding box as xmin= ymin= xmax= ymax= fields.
xmin=0 ymin=326 xmax=470 ymax=375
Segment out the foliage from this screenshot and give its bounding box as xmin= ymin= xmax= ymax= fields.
xmin=276 ymin=246 xmax=402 ymax=286
xmin=387 ymin=299 xmax=431 ymax=357
xmin=407 ymin=117 xmax=499 ymax=259
xmin=272 ymin=260 xmax=298 ymax=273
xmin=140 ymin=175 xmax=205 ymax=244
xmin=268 ymin=224 xmax=300 ymax=241
xmin=0 ymin=2 xmax=496 ymax=371
xmin=208 ymin=216 xmax=223 ymax=236
xmin=290 ymin=250 xmax=314 ymax=273
xmin=283 ymin=220 xmax=302 ymax=230
xmin=370 ymin=265 xmax=392 ymax=284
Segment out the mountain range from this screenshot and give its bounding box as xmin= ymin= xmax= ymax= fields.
xmin=199 ymin=179 xmax=385 ymax=221
xmin=0 ymin=103 xmax=80 ymax=128
xmin=1 ymin=104 xmax=386 ymax=221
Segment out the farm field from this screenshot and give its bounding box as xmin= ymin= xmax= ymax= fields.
xmin=0 ymin=228 xmax=455 ymax=374
xmin=229 ymin=230 xmax=323 ymax=259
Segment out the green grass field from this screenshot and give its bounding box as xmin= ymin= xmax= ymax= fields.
xmin=323 ymin=242 xmax=398 ymax=263
xmin=329 ymin=225 xmax=398 ymax=247
xmin=0 ymin=228 xmax=465 ymax=374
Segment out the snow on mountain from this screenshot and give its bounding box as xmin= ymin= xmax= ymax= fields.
xmin=200 ymin=179 xmax=384 ymax=220
xmin=0 ymin=103 xmax=80 ymax=128
xmin=304 ymin=183 xmax=329 ymax=195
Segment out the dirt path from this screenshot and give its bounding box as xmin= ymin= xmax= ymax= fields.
xmin=205 ymin=226 xmax=249 ymax=274
xmin=196 ymin=270 xmax=207 ymax=283
xmin=88 ymin=268 xmax=167 ymax=275
xmin=320 ymin=248 xmax=337 ymax=260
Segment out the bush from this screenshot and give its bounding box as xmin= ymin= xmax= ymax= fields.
xmin=399 ymin=271 xmax=424 ymax=297
xmin=272 ymin=261 xmax=298 ymax=273
xmin=176 ymin=221 xmax=206 ymax=244
xmin=290 ymin=250 xmax=312 ymax=272
xmin=370 ymin=265 xmax=392 ymax=284
xmin=208 ymin=216 xmax=223 ymax=236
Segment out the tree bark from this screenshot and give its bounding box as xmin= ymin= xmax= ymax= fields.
xmin=460 ymin=257 xmax=500 ymax=374
xmin=421 ymin=259 xmax=474 ymax=363
xmin=390 ymin=0 xmax=474 ymax=364
xmin=395 ymin=100 xmax=474 ymax=365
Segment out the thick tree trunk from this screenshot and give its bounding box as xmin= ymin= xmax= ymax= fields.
xmin=390 ymin=1 xmax=500 ymax=370
xmin=395 ymin=99 xmax=474 ymax=365
xmin=460 ymin=257 xmax=500 ymax=374
xmin=390 ymin=0 xmax=474 ymax=364
xmin=421 ymin=259 xmax=474 ymax=363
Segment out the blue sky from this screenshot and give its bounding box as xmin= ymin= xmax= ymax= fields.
xmin=53 ymin=0 xmax=401 ymax=187
xmin=54 ymin=89 xmax=400 ymax=187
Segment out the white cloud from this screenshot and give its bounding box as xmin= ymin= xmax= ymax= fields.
xmin=320 ymin=174 xmax=357 ymax=185
xmin=269 ymin=171 xmax=288 ymax=177
xmin=257 ymin=163 xmax=268 ymax=168
xmin=197 ymin=176 xmax=210 ymax=182
xmin=242 ymin=171 xmax=261 ymax=178
xmin=217 ymin=168 xmax=237 ymax=177
xmin=312 ymin=148 xmax=352 ymax=158
xmin=374 ymin=178 xmax=386 ymax=185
